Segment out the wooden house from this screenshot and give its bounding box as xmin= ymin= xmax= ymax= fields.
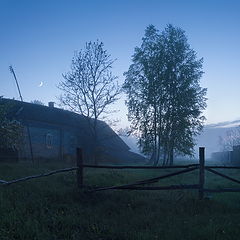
xmin=0 ymin=98 xmax=145 ymax=164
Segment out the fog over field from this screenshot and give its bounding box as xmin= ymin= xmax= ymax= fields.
xmin=121 ymin=120 xmax=240 ymax=160
xmin=196 ymin=120 xmax=240 ymax=158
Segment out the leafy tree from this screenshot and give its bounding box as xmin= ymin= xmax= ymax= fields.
xmin=123 ymin=25 xmax=164 ymax=165
xmin=0 ymin=97 xmax=23 ymax=150
xmin=58 ymin=41 xmax=121 ymax=164
xmin=31 ymin=100 xmax=45 ymax=105
xmin=123 ymin=25 xmax=207 ymax=165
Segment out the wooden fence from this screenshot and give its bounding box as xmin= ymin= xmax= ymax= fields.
xmin=1 ymin=147 xmax=240 ymax=200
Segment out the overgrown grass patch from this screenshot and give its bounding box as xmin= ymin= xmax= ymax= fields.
xmin=0 ymin=162 xmax=240 ymax=239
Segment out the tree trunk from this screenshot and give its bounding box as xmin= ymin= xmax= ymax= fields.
xmin=162 ymin=144 xmax=168 ymax=166
xmin=92 ymin=117 xmax=98 ymax=165
xmin=148 ymin=152 xmax=156 ymax=165
xmin=153 ymin=104 xmax=158 ymax=166
xmin=169 ymin=147 xmax=174 ymax=166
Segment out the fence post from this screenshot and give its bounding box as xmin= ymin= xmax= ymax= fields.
xmin=76 ymin=148 xmax=83 ymax=189
xmin=199 ymin=147 xmax=205 ymax=200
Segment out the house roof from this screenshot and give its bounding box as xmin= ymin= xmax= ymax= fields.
xmin=0 ymin=98 xmax=130 ymax=152
xmin=2 ymin=98 xmax=87 ymax=127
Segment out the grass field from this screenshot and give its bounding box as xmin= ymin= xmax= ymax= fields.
xmin=0 ymin=162 xmax=240 ymax=240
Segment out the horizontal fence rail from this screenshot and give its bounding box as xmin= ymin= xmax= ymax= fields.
xmin=82 ymin=164 xmax=199 ymax=169
xmin=91 ymin=184 xmax=200 ymax=192
xmin=89 ymin=166 xmax=198 ymax=192
xmin=0 ymin=167 xmax=78 ymax=186
xmin=1 ymin=147 xmax=240 ymax=200
xmin=205 ymin=166 xmax=240 ymax=169
xmin=205 ymin=168 xmax=240 ymax=184
xmin=204 ymin=188 xmax=240 ymax=193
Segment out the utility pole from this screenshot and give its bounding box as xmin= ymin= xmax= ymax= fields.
xmin=9 ymin=66 xmax=23 ymax=101
xmin=9 ymin=65 xmax=34 ymax=163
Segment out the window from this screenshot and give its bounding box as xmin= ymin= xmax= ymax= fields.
xmin=46 ymin=133 xmax=53 ymax=149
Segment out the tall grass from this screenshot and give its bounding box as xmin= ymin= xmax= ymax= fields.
xmin=0 ymin=162 xmax=240 ymax=240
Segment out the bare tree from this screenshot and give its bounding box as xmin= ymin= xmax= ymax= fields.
xmin=219 ymin=126 xmax=240 ymax=151
xmin=58 ymin=41 xmax=121 ymax=163
xmin=117 ymin=127 xmax=132 ymax=137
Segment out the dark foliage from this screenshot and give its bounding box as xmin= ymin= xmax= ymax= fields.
xmin=123 ymin=25 xmax=207 ymax=165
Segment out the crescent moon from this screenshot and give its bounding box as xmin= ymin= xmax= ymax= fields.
xmin=38 ymin=81 xmax=44 ymax=87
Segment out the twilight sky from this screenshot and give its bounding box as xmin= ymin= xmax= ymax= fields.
xmin=1 ymin=0 xmax=240 ymax=128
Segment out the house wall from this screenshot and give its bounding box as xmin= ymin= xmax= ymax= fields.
xmin=16 ymin=119 xmax=134 ymax=165
xmin=19 ymin=123 xmax=60 ymax=162
xmin=211 ymin=151 xmax=232 ymax=164
xmin=211 ymin=145 xmax=240 ymax=165
xmin=19 ymin=120 xmax=93 ymax=164
xmin=232 ymin=146 xmax=240 ymax=165
xmin=1 ymin=98 xmax=135 ymax=165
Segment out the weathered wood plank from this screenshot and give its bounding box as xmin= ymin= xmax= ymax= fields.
xmin=82 ymin=164 xmax=199 ymax=169
xmin=204 ymin=188 xmax=240 ymax=193
xmin=1 ymin=167 xmax=78 ymax=186
xmin=76 ymin=148 xmax=83 ymax=188
xmin=0 ymin=179 xmax=8 ymax=184
xmin=199 ymin=147 xmax=205 ymax=200
xmin=91 ymin=184 xmax=200 ymax=192
xmin=206 ymin=168 xmax=240 ymax=184
xmin=205 ymin=166 xmax=240 ymax=169
xmin=88 ymin=166 xmax=198 ymax=192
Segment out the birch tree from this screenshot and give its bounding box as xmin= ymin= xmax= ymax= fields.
xmin=124 ymin=25 xmax=207 ymax=165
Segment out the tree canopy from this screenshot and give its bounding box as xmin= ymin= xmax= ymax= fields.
xmin=58 ymin=41 xmax=121 ymax=164
xmin=31 ymin=100 xmax=45 ymax=106
xmin=0 ymin=98 xmax=23 ymax=150
xmin=59 ymin=40 xmax=120 ymax=121
xmin=123 ymin=24 xmax=207 ymax=165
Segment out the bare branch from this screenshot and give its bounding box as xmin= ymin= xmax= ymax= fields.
xmin=58 ymin=41 xmax=121 ymax=164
